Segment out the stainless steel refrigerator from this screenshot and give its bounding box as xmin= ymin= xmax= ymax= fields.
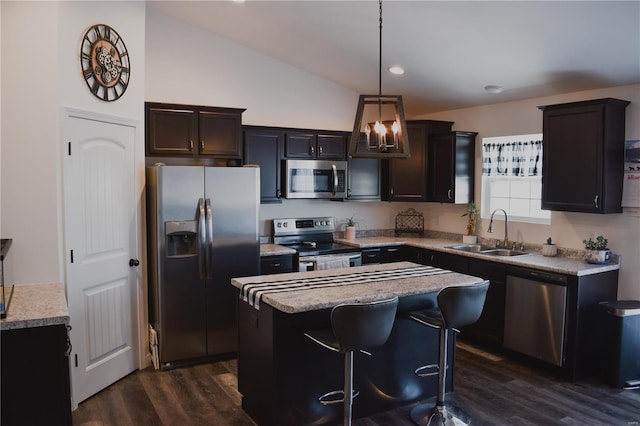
xmin=146 ymin=165 xmax=260 ymax=369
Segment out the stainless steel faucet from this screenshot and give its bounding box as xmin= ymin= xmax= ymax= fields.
xmin=488 ymin=209 xmax=509 ymax=248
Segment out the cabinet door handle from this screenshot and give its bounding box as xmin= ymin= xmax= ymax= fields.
xmin=189 ymin=140 xmax=194 ymax=152
xmin=200 ymin=140 xmax=205 ymax=152
xmin=594 ymin=195 xmax=599 ymax=208
xmin=310 ymin=144 xmax=315 ymax=156
xmin=447 ymin=189 xmax=452 ymax=200
xmin=319 ymin=146 xmax=323 ymax=155
xmin=276 ymin=189 xmax=282 ymax=198
xmin=272 ymin=263 xmax=281 ymax=267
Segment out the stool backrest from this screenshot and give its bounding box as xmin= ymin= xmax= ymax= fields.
xmin=331 ymin=296 xmax=399 ymax=353
xmin=438 ymin=281 xmax=490 ymax=329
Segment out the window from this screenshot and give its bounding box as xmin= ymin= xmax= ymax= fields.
xmin=481 ymin=134 xmax=550 ymax=224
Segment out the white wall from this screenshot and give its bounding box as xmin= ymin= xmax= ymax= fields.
xmin=1 ymin=1 xmax=61 ymax=285
xmin=145 ymin=7 xmax=356 ymax=131
xmin=1 ymin=1 xmax=146 ymax=288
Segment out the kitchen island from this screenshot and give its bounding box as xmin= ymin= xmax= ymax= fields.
xmin=231 ymin=261 xmax=486 ymax=426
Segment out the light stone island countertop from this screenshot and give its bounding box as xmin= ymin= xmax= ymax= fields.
xmin=1 ymin=282 xmax=70 ymax=330
xmin=260 ymin=244 xmax=297 ymax=257
xmin=232 ymin=261 xmax=485 ymax=313
xmin=335 ymin=236 xmax=620 ymax=277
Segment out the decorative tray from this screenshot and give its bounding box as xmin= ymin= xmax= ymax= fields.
xmin=394 ymin=208 xmax=424 ymax=236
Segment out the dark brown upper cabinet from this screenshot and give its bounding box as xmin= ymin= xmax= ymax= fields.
xmin=427 ymin=131 xmax=477 ymax=204
xmin=539 ymin=98 xmax=629 ymax=214
xmin=284 ymin=131 xmax=346 ymax=160
xmin=382 ymin=120 xmax=453 ymax=202
xmin=244 ymin=126 xmax=284 ymax=203
xmin=146 ymin=102 xmax=245 ymax=160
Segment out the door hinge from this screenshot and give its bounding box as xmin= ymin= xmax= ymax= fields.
xmin=70 ymin=250 xmax=74 ymax=263
xmin=68 ymin=142 xmax=72 ymax=156
xmin=75 ymin=354 xmax=78 ymax=367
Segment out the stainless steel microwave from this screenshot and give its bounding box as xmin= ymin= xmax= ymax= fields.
xmin=283 ymin=159 xmax=347 ymax=199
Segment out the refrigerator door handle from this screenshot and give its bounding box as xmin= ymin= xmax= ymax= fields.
xmin=205 ymin=198 xmax=214 ymax=279
xmin=198 ymin=198 xmax=206 ymax=279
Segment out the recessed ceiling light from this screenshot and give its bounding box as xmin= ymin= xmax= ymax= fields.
xmin=232 ymin=0 xmax=245 ymax=3
xmin=484 ymin=85 xmax=504 ymax=94
xmin=389 ymin=66 xmax=405 ymax=75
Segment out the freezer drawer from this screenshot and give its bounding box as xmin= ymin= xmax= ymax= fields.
xmin=504 ymin=274 xmax=567 ymax=366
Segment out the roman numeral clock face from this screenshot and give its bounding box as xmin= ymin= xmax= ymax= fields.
xmin=80 ymin=24 xmax=130 ymax=101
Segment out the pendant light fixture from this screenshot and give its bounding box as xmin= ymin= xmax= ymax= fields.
xmin=348 ymin=0 xmax=410 ymax=158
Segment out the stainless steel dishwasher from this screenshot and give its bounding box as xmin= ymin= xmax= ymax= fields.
xmin=504 ymin=267 xmax=568 ymax=366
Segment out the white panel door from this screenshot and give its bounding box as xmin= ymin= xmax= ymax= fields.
xmin=64 ymin=109 xmax=138 ymax=404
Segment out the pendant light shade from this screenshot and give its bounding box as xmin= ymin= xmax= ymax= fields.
xmin=348 ymin=1 xmax=410 ymax=158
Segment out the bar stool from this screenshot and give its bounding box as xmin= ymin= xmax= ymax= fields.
xmin=304 ymin=296 xmax=399 ymax=426
xmin=407 ymin=281 xmax=489 ymax=426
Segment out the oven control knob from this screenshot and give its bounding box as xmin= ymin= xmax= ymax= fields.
xmin=283 ymin=222 xmax=288 ymax=227
xmin=315 ymin=221 xmax=320 ymax=226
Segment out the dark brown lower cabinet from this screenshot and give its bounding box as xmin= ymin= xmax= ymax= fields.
xmin=461 ymin=258 xmax=507 ymax=348
xmin=1 ymin=324 xmax=72 ymax=426
xmin=260 ymin=254 xmax=296 ymax=275
xmin=361 ymin=246 xmax=403 ymax=264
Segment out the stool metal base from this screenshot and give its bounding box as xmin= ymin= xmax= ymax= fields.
xmin=410 ymin=403 xmax=470 ymax=426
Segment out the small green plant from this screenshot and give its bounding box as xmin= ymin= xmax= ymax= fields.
xmin=546 ymin=237 xmax=554 ymax=245
xmin=583 ymin=235 xmax=608 ymax=250
xmin=461 ymin=202 xmax=478 ymax=236
xmin=346 ymin=214 xmax=357 ymax=227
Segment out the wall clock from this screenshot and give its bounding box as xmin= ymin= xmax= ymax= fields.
xmin=80 ymin=24 xmax=130 ymax=102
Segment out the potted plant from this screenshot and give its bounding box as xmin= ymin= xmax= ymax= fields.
xmin=345 ymin=215 xmax=357 ymax=240
xmin=583 ymin=235 xmax=611 ymax=264
xmin=461 ymin=202 xmax=478 ymax=244
xmin=541 ymin=237 xmax=557 ymax=257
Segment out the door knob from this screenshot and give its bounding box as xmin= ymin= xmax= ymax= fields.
xmin=129 ymin=258 xmax=140 ymax=267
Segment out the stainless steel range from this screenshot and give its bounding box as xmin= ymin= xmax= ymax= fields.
xmin=273 ymin=217 xmax=362 ymax=271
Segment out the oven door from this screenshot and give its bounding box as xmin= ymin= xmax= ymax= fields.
xmin=299 ymin=252 xmax=362 ymax=271
xmin=283 ymin=160 xmax=347 ymax=199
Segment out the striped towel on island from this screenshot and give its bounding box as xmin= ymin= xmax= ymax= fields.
xmin=240 ymin=265 xmax=451 ymax=310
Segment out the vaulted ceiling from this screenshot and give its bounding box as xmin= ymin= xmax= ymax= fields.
xmin=149 ymin=1 xmax=640 ymax=115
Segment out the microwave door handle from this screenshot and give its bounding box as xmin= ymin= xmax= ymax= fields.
xmin=205 ymin=198 xmax=214 ymax=279
xmin=198 ymin=198 xmax=206 ymax=279
xmin=331 ymin=164 xmax=338 ymax=196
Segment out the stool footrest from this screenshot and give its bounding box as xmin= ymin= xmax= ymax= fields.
xmin=415 ymin=364 xmax=439 ymax=377
xmin=318 ymin=389 xmax=360 ymax=406
xmin=410 ymin=403 xmax=471 ymax=426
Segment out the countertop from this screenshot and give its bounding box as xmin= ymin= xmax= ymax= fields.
xmin=0 ymin=282 xmax=70 ymax=330
xmin=260 ymin=243 xmax=297 ymax=257
xmin=232 ymin=261 xmax=485 ymax=313
xmin=335 ymin=236 xmax=620 ymax=276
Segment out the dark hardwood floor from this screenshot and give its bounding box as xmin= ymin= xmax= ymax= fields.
xmin=73 ymin=344 xmax=640 ymax=426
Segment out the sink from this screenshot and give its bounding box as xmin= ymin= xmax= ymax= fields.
xmin=447 ymin=245 xmax=530 ymax=257
xmin=479 ymin=248 xmax=530 ymax=257
xmin=447 ymin=244 xmax=494 ymax=253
